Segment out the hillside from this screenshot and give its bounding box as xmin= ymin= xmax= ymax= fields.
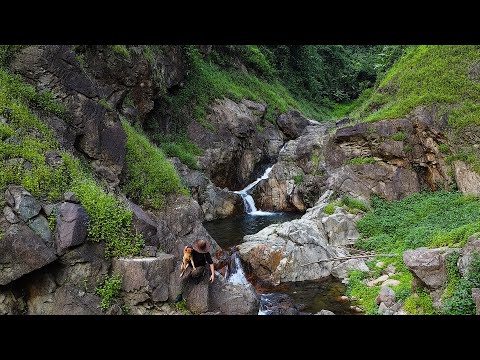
xmin=0 ymin=45 xmax=479 ymax=316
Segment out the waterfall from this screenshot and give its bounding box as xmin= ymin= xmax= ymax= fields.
xmin=227 ymin=252 xmax=248 ymax=285
xmin=234 ymin=166 xmax=274 ymax=216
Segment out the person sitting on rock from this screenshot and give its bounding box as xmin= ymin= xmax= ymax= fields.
xmin=175 ymin=239 xmax=215 ymax=302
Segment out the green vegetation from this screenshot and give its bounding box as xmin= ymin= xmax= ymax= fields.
xmin=122 ymin=119 xmax=187 ymax=209
xmin=155 ymin=134 xmax=203 ymax=170
xmin=347 ymin=157 xmax=376 ymax=165
xmin=96 ymin=274 xmax=123 ymax=312
xmin=98 ymin=98 xmax=112 ymax=111
xmin=403 ymin=288 xmax=436 ymax=315
xmin=438 ymin=143 xmax=450 ymax=154
xmin=174 ymin=299 xmax=190 ymax=314
xmin=111 ymin=45 xmax=131 ymax=59
xmin=347 ymin=191 xmax=480 ymax=314
xmin=391 ymin=131 xmax=407 ymax=141
xmin=404 ymin=144 xmax=413 ymax=153
xmin=0 ymin=62 xmax=143 ymax=258
xmin=350 ymin=46 xmax=480 ymax=127
xmin=324 ymin=196 xmax=369 ymax=216
xmin=446 ymin=147 xmax=480 ymax=174
xmin=443 ymin=253 xmax=480 ymax=314
xmin=293 ymin=173 xmax=304 ymax=185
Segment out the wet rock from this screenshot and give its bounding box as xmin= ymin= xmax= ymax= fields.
xmin=51 ymin=285 xmax=102 ymax=315
xmin=316 ymin=309 xmax=335 ymax=315
xmin=458 ymin=233 xmax=480 ymax=276
xmin=375 ymin=286 xmax=396 ymax=307
xmin=0 ymin=222 xmax=57 ymax=285
xmin=209 ymin=274 xmax=260 ymax=315
xmin=64 ymin=191 xmax=79 ymax=203
xmin=112 ymin=254 xmax=174 ymax=306
xmin=472 ymin=288 xmax=480 ymax=315
xmin=403 ymin=247 xmax=458 ymax=289
xmin=55 ymin=202 xmax=89 ymax=255
xmin=27 ymin=215 xmax=52 ymax=245
xmin=276 ymin=110 xmax=311 ymax=139
xmin=5 ymin=185 xmax=41 ymax=222
xmin=259 ymin=293 xmax=300 ymax=315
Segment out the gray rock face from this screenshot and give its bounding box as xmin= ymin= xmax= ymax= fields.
xmin=376 ymin=286 xmax=396 ymax=307
xmin=3 ymin=206 xmax=19 ymax=224
xmin=55 ymin=202 xmax=89 ymax=255
xmin=184 ymin=273 xmax=210 ymax=314
xmin=0 ymin=222 xmax=57 ymax=285
xmin=0 ymin=289 xmax=25 ymax=315
xmin=458 ymin=233 xmax=480 ymax=276
xmin=112 ymin=254 xmax=175 ymax=306
xmin=276 ymin=110 xmax=311 ymax=139
xmin=325 ymin=110 xmax=452 ymax=202
xmin=51 ymin=285 xmax=102 ymax=315
xmin=25 ymin=272 xmax=57 ymax=315
xmin=321 ymin=207 xmax=360 ymax=246
xmin=11 ymin=46 xmax=127 ymax=186
xmin=171 ymin=158 xmax=242 ymax=221
xmin=454 ymin=161 xmax=480 ymax=196
xmin=403 ymin=247 xmax=457 ymax=289
xmin=125 ymin=198 xmax=158 ymax=247
xmin=188 ymin=98 xmax=285 ymax=191
xmin=472 ymin=288 xmax=480 ymax=315
xmin=209 ymin=274 xmax=260 ymax=315
xmin=253 ymin=124 xmax=332 ymax=211
xmin=5 ymin=185 xmax=41 ymax=222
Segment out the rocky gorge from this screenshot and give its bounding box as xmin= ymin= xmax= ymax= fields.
xmin=1 ymin=44 xmax=480 ymax=315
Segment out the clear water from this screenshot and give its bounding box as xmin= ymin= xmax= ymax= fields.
xmin=204 ymin=213 xmax=358 ymax=315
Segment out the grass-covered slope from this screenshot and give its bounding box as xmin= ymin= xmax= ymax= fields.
xmin=346 ymin=191 xmax=480 ymax=314
xmin=351 ymin=45 xmax=480 ymax=127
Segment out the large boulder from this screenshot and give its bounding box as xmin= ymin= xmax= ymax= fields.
xmin=375 ymin=286 xmax=396 ymax=307
xmin=51 ymin=285 xmax=102 ymax=315
xmin=403 ymin=247 xmax=458 ymax=289
xmin=55 ymin=202 xmax=89 ymax=255
xmin=0 ymin=222 xmax=57 ymax=285
xmin=0 ymin=289 xmax=26 ymax=315
xmin=209 ymin=274 xmax=260 ymax=315
xmin=238 ymin=219 xmax=337 ymax=285
xmin=183 ymin=273 xmax=210 ymax=314
xmin=276 ymin=110 xmax=312 ymax=139
xmin=458 ymin=233 xmax=480 ymax=276
xmin=5 ymin=186 xmax=41 ymax=222
xmin=112 ymin=254 xmax=175 ymax=306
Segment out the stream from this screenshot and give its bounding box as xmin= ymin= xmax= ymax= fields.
xmin=203 ymin=167 xmax=357 ymax=315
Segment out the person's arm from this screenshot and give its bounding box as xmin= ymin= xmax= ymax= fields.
xmin=206 ymin=252 xmax=214 ymax=283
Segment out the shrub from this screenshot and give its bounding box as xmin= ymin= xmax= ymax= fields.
xmin=391 ymin=131 xmax=407 ymax=141
xmin=341 ymin=196 xmax=369 ymax=212
xmin=96 ymin=274 xmax=123 ymax=312
xmin=111 ymin=45 xmax=131 ymax=59
xmin=347 ymin=157 xmax=376 ymax=165
xmin=324 ymin=203 xmax=336 ymax=215
xmin=293 ymin=174 xmax=304 ymax=185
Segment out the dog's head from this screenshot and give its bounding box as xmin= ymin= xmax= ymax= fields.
xmin=184 ymin=246 xmax=193 ymax=254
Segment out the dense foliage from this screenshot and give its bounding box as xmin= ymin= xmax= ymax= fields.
xmin=347 ymin=191 xmax=480 ymax=314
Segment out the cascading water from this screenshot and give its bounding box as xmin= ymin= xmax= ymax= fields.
xmin=235 ymin=166 xmax=274 ymax=216
xmin=227 ymin=252 xmax=248 ymax=285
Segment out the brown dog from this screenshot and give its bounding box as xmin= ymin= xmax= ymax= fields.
xmin=180 ymin=246 xmax=196 ymax=277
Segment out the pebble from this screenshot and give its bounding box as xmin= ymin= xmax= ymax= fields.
xmin=350 ymin=305 xmax=364 ymax=313
xmin=338 ymin=295 xmax=349 ymax=302
xmin=367 ymin=274 xmax=389 ymax=287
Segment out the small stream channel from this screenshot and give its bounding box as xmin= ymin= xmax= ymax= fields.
xmin=203 ymin=167 xmax=358 ymax=315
